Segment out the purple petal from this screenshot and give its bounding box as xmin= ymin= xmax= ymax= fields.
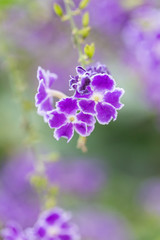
xmin=78 ymin=75 xmax=91 ymax=93
xmin=69 ymin=76 xmax=79 ymax=90
xmin=48 ymin=111 xmax=67 ymax=128
xmin=54 ymin=123 xmax=74 ymax=142
xmin=76 ymin=66 xmax=86 ymax=76
xmin=96 ymin=102 xmax=117 ymax=125
xmin=74 ymin=86 xmax=93 ymax=99
xmin=78 ymin=99 xmax=96 ymax=114
xmin=76 ymin=112 xmax=96 ymax=125
xmin=46 ymin=71 xmax=57 ymax=88
xmin=37 ymin=67 xmax=57 ymax=88
xmin=35 ymin=81 xmax=47 ymax=106
xmin=91 ymin=73 xmax=115 ymax=92
xmin=45 ymin=212 xmax=60 ymax=225
xmin=37 ymin=66 xmax=46 ymax=82
xmin=61 ymin=222 xmax=70 ymax=230
xmin=87 ymin=124 xmax=95 ymax=136
xmin=39 ymin=97 xmax=53 ymax=112
xmin=57 ymin=98 xmax=78 ymax=115
xmin=103 ymin=88 xmax=124 ymax=109
xmin=36 ymin=227 xmax=46 ymax=237
xmin=74 ymin=122 xmax=87 ymax=136
xmin=59 ymin=235 xmax=71 ymax=240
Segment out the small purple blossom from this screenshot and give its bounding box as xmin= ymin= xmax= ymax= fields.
xmin=32 ymin=208 xmax=80 ymax=240
xmin=76 ymin=74 xmax=124 ymax=125
xmin=35 ymin=67 xmax=57 ymax=122
xmin=48 ymin=98 xmax=96 ymax=142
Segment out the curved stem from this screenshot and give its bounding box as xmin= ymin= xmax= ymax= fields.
xmin=46 ymin=89 xmax=67 ymax=99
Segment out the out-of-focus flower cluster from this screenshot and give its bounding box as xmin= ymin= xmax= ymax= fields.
xmin=1 ymin=208 xmax=80 ymax=240
xmin=35 ymin=63 xmax=124 ymax=142
xmin=122 ymin=5 xmax=160 ymax=111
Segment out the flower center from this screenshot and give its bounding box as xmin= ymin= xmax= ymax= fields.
xmin=69 ymin=116 xmax=76 ymax=122
xmin=48 ymin=226 xmax=59 ymax=237
xmin=92 ymin=93 xmax=103 ymax=103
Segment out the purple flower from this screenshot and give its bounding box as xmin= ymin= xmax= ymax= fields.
xmin=122 ymin=6 xmax=160 ymax=111
xmin=1 ymin=222 xmax=27 ymax=240
xmin=45 ymin=158 xmax=106 ymax=197
xmin=32 ymin=208 xmax=80 ymax=240
xmin=74 ymin=210 xmax=134 ymax=240
xmin=69 ymin=63 xmax=110 ymax=94
xmin=48 ymin=98 xmax=96 ymax=142
xmin=35 ymin=67 xmax=57 ymax=122
xmin=1 ymin=208 xmax=80 ymax=240
xmin=76 ymin=73 xmax=124 ymax=125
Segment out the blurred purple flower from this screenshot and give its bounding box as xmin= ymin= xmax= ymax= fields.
xmin=31 ymin=207 xmax=80 ymax=240
xmin=74 ymin=209 xmax=134 ymax=240
xmin=45 ymin=158 xmax=106 ymax=197
xmin=138 ymin=178 xmax=160 ymax=217
xmin=1 ymin=222 xmax=27 ymax=240
xmin=122 ymin=6 xmax=160 ymax=111
xmin=0 ymin=151 xmax=40 ymax=228
xmin=1 ymin=208 xmax=81 ymax=240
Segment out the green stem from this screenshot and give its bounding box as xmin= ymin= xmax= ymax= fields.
xmin=64 ymin=0 xmax=85 ymax=67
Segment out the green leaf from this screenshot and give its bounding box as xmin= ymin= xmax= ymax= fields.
xmin=82 ymin=11 xmax=89 ymax=27
xmin=84 ymin=43 xmax=95 ymax=59
xmin=53 ymin=3 xmax=63 ymax=17
xmin=79 ymin=0 xmax=90 ymax=9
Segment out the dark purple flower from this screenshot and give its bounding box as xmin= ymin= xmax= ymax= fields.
xmin=35 ymin=67 xmax=57 ymax=122
xmin=45 ymin=158 xmax=106 ymax=197
xmin=69 ymin=63 xmax=110 ymax=95
xmin=48 ymin=98 xmax=96 ymax=142
xmin=32 ymin=208 xmax=80 ymax=240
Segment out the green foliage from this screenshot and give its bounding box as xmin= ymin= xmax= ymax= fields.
xmin=84 ymin=43 xmax=95 ymax=59
xmin=53 ymin=3 xmax=64 ymax=17
xmin=82 ymin=11 xmax=89 ymax=27
xmin=79 ymin=0 xmax=90 ymax=10
xmin=0 ymin=0 xmax=21 ymax=7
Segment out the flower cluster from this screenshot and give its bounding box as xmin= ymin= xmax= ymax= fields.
xmin=1 ymin=208 xmax=80 ymax=240
xmin=35 ymin=63 xmax=124 ymax=142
